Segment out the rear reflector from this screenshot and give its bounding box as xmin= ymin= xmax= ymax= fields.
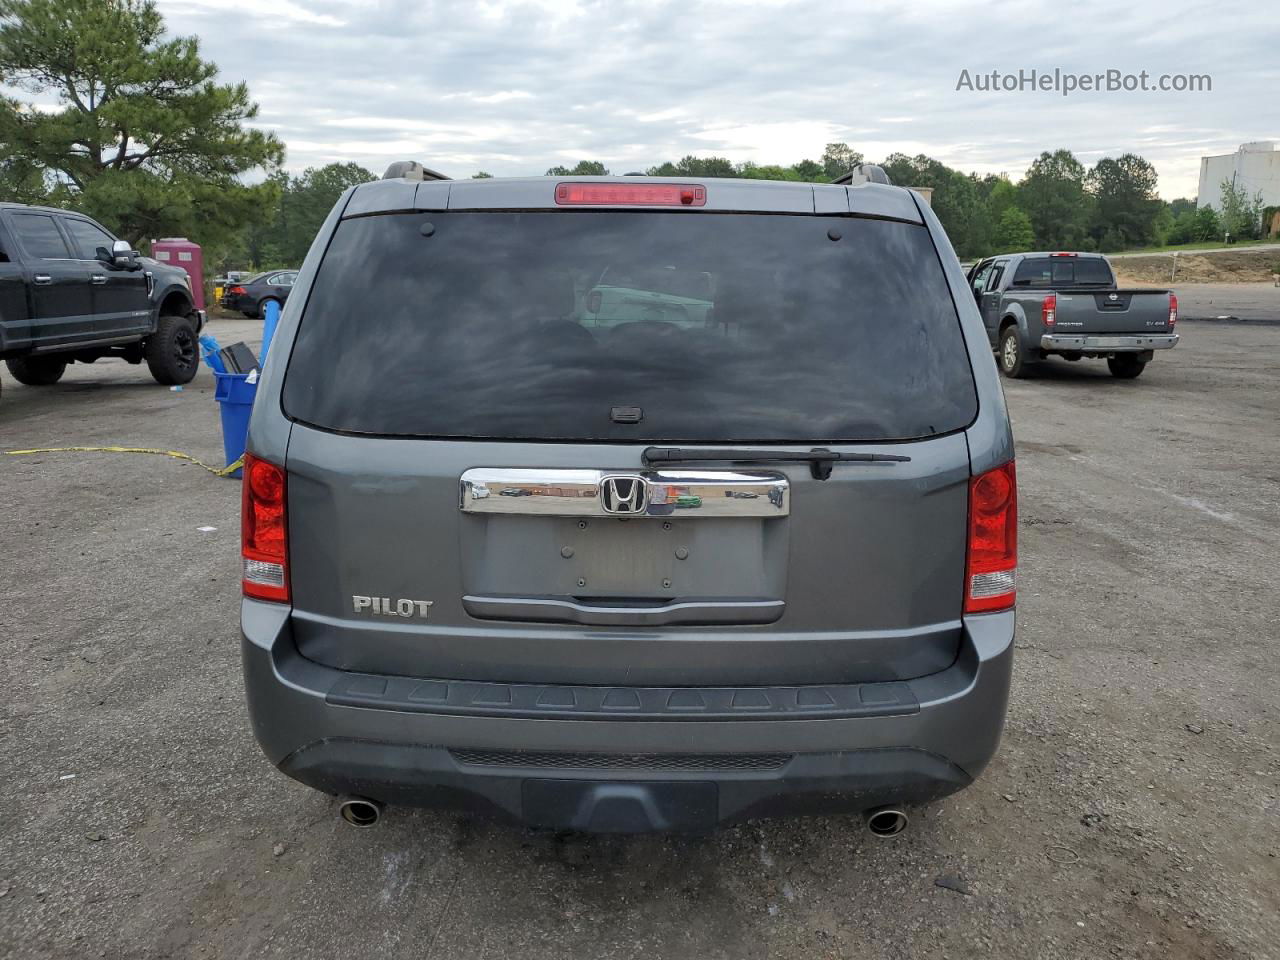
xmin=242 ymin=453 xmax=289 ymax=603
xmin=1042 ymin=293 xmax=1056 ymax=328
xmin=1168 ymin=293 xmax=1178 ymax=328
xmin=965 ymin=461 xmax=1017 ymax=614
xmin=555 ymin=183 xmax=706 ymax=206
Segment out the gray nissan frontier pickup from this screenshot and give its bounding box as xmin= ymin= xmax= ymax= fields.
xmin=240 ymin=164 xmax=1017 ymax=835
xmin=968 ymin=251 xmax=1178 ymax=379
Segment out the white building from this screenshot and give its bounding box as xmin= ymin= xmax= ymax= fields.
xmin=1197 ymin=141 xmax=1280 ymax=210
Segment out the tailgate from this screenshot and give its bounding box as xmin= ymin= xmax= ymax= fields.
xmin=284 ymin=428 xmax=970 ymax=687
xmin=1055 ymin=288 xmax=1173 ymax=334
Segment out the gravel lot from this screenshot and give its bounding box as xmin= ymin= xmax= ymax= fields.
xmin=2 ymin=318 xmax=1277 ymax=960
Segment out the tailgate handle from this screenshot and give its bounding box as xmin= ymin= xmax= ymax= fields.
xmin=463 ymin=595 xmax=785 ymax=626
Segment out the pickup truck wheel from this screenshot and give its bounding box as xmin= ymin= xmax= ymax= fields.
xmin=998 ymin=327 xmax=1029 ymax=378
xmin=145 ymin=315 xmax=199 ymax=385
xmin=1107 ymin=355 xmax=1146 ymax=379
xmin=257 ymin=298 xmax=280 ymax=320
xmin=6 ymin=356 xmax=68 ymax=385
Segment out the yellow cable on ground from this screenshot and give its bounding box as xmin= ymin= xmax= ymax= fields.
xmin=3 ymin=445 xmax=243 ymax=477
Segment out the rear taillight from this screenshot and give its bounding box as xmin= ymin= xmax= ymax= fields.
xmin=1042 ymin=293 xmax=1056 ymax=329
xmin=1168 ymin=293 xmax=1177 ymax=328
xmin=242 ymin=453 xmax=289 ymax=602
xmin=965 ymin=461 xmax=1017 ymax=614
xmin=586 ymin=290 xmax=603 ymax=313
xmin=229 ymin=285 xmax=246 ymax=295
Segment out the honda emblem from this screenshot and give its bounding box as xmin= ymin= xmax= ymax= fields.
xmin=600 ymin=476 xmax=647 ymax=515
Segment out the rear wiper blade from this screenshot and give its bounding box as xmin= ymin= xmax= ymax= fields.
xmin=642 ymin=446 xmax=911 ymax=481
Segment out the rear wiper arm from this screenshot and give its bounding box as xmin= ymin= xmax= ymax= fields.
xmin=642 ymin=446 xmax=911 ymax=481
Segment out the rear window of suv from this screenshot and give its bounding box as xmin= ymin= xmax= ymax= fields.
xmin=282 ymin=211 xmax=977 ymax=443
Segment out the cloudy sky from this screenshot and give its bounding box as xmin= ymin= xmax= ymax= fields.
xmin=158 ymin=0 xmax=1276 ymax=199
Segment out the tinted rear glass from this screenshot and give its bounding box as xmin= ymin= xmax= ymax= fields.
xmin=11 ymin=214 xmax=71 ymax=259
xmin=283 ymin=212 xmax=977 ymax=443
xmin=1011 ymin=256 xmax=1113 ymax=287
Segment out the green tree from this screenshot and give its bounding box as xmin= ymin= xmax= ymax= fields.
xmin=1191 ymin=206 xmax=1220 ymax=242
xmin=1218 ymin=177 xmax=1264 ymax=240
xmin=984 ymin=176 xmax=1018 ymax=220
xmin=1097 ymin=227 xmax=1125 ymax=253
xmin=246 ymin=162 xmax=374 ymax=268
xmin=1167 ymin=205 xmax=1222 ymax=246
xmin=790 ymin=158 xmax=824 ymax=182
xmin=1017 ymin=149 xmax=1091 ymax=250
xmin=0 ymin=104 xmax=47 ymax=202
xmin=992 ymin=207 xmax=1034 ymax=252
xmin=545 ymin=160 xmax=608 ymax=176
xmin=880 ymin=153 xmax=986 ymax=258
xmin=1087 ymin=154 xmax=1162 ymax=248
xmin=820 ymin=142 xmax=863 ymax=181
xmin=471 ymin=171 xmax=493 ymax=178
xmin=736 ymin=161 xmax=805 ymax=181
xmin=645 ymin=155 xmax=736 ymax=178
xmin=0 ymin=0 xmax=282 ymax=247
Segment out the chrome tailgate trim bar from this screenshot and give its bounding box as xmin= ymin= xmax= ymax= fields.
xmin=460 ymin=468 xmax=789 ymax=517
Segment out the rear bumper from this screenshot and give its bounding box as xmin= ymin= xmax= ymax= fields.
xmin=241 ymin=599 xmax=1015 ymax=831
xmin=1040 ymin=332 xmax=1178 ymax=353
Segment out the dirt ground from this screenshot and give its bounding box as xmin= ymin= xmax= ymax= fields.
xmin=1113 ymin=247 xmax=1280 ymax=284
xmin=1 ymin=318 xmax=1277 ymax=960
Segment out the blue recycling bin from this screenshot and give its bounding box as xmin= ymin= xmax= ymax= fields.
xmin=213 ymin=372 xmax=257 ymax=478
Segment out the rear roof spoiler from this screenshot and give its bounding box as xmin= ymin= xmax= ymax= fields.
xmin=832 ymin=164 xmax=892 ymax=186
xmin=382 ymin=161 xmax=451 ymax=181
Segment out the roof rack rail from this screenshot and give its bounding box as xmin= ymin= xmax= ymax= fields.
xmin=382 ymin=161 xmax=451 ymax=182
xmin=832 ymin=164 xmax=892 ymax=186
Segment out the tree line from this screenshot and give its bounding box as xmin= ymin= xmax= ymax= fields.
xmin=1 ymin=0 xmax=1271 ymax=274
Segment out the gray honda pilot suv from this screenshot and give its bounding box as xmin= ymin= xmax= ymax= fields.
xmin=240 ymin=165 xmax=1017 ymax=834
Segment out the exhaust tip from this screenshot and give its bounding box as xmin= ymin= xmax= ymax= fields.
xmin=865 ymin=805 xmax=908 ymax=838
xmin=338 ymin=796 xmax=383 ymax=827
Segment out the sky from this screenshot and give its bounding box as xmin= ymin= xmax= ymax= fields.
xmin=154 ymin=0 xmax=1277 ymax=200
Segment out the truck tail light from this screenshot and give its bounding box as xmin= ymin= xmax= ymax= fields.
xmin=242 ymin=454 xmax=289 ymax=603
xmin=1168 ymin=293 xmax=1177 ymax=328
xmin=586 ymin=290 xmax=603 ymax=313
xmin=965 ymin=461 xmax=1017 ymax=614
xmin=1042 ymin=293 xmax=1056 ymax=329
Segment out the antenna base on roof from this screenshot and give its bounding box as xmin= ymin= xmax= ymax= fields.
xmin=382 ymin=161 xmax=451 ymax=182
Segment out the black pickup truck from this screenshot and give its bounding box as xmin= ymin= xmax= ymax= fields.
xmin=968 ymin=252 xmax=1177 ymax=379
xmin=0 ymin=203 xmax=205 ymax=400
